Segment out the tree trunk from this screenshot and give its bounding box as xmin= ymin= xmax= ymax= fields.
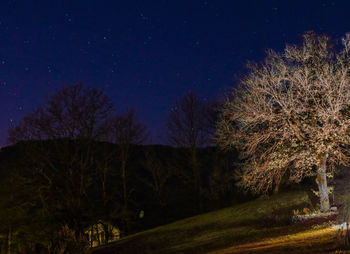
xmin=96 ymin=225 xmax=101 ymax=246
xmin=191 ymin=148 xmax=201 ymax=213
xmin=121 ymin=158 xmax=130 ymax=236
xmin=316 ymin=155 xmax=330 ymax=213
xmin=120 ymin=146 xmax=130 ymax=236
xmin=7 ymin=225 xmax=12 ymax=254
xmin=90 ymin=225 xmax=93 ymax=248
xmin=121 ymin=159 xmax=127 ymax=210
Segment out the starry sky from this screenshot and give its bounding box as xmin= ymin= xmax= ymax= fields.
xmin=0 ymin=0 xmax=349 ymax=145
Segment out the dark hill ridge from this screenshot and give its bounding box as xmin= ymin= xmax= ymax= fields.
xmin=0 ymin=140 xmax=244 ymax=253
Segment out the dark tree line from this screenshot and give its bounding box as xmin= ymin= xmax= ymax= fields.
xmin=0 ymin=84 xmax=242 ymax=254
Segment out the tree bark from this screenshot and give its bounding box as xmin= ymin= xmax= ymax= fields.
xmin=316 ymin=155 xmax=330 ymax=213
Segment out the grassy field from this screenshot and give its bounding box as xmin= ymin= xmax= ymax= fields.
xmin=91 ymin=191 xmax=342 ymax=254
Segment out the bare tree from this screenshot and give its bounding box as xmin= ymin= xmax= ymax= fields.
xmin=217 ymin=32 xmax=350 ymax=212
xmin=7 ymin=83 xmax=115 ymax=236
xmin=167 ymin=92 xmax=214 ymax=148
xmin=8 ymin=83 xmax=113 ymax=142
xmin=141 ymin=150 xmax=173 ymax=208
xmin=103 ymin=109 xmax=148 ymax=235
xmin=166 ymin=92 xmax=214 ymax=212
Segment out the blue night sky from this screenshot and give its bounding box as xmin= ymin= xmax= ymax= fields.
xmin=0 ymin=0 xmax=348 ymax=145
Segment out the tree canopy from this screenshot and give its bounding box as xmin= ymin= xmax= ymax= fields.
xmin=217 ymin=32 xmax=350 ymax=212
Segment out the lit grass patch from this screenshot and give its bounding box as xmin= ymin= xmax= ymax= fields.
xmin=210 ymin=227 xmax=337 ymax=254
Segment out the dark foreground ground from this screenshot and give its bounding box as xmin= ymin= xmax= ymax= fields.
xmin=91 ymin=191 xmax=346 ymax=254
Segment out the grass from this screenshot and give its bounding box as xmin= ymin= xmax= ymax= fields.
xmin=91 ymin=191 xmax=341 ymax=254
xmin=210 ymin=227 xmax=337 ymax=254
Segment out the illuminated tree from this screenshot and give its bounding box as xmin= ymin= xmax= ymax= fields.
xmin=217 ymin=32 xmax=350 ymax=212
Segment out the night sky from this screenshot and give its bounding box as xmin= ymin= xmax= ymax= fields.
xmin=0 ymin=0 xmax=349 ymax=145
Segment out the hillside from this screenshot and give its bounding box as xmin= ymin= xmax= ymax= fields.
xmin=91 ymin=191 xmax=340 ymax=254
